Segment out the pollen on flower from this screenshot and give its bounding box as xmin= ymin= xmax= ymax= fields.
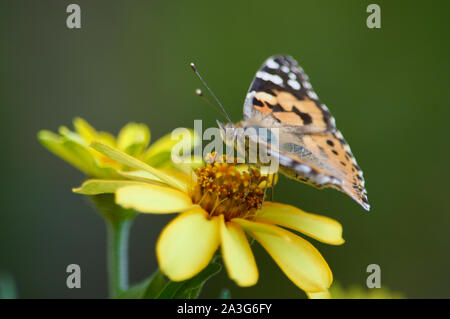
xmin=190 ymin=154 xmax=267 ymax=221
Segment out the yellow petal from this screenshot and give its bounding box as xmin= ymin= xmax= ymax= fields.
xmin=172 ymin=155 xmax=205 ymax=174
xmin=38 ymin=130 xmax=99 ymax=176
xmin=117 ymin=122 xmax=151 ymax=156
xmin=116 ymin=184 xmax=194 ymax=214
xmin=219 ymin=216 xmax=258 ymax=287
xmin=73 ymin=179 xmax=149 ymax=195
xmin=156 ymin=209 xmax=220 ymax=281
xmin=73 ymin=117 xmax=98 ymax=145
xmin=91 ymin=141 xmax=186 ymax=191
xmin=97 ymin=131 xmax=117 ymax=147
xmin=307 ymin=290 xmax=331 ymax=299
xmin=233 ymin=218 xmax=332 ymax=293
xmin=117 ymin=170 xmax=164 ymax=184
xmin=257 ymin=202 xmax=345 ymax=245
xmin=38 ymin=130 xmax=86 ymax=170
xmin=38 ymin=130 xmax=120 ymax=178
xmin=120 ymin=169 xmax=193 ymax=191
xmin=58 ymin=125 xmax=85 ymax=144
xmin=160 ymin=168 xmax=194 ymax=191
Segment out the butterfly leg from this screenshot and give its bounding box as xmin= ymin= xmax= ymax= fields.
xmin=261 ymin=174 xmax=269 ymax=207
xmin=244 ymin=163 xmax=252 ymax=198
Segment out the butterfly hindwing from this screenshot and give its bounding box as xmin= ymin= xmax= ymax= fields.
xmin=278 ymin=130 xmax=369 ymax=210
xmin=243 ymin=55 xmax=336 ymax=134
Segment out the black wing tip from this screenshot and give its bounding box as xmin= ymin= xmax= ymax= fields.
xmin=362 ymin=202 xmax=371 ymax=212
xmin=360 ymin=196 xmax=371 ymax=212
xmin=269 ymin=55 xmax=298 ymax=66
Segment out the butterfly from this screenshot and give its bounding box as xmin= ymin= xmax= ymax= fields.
xmin=216 ymin=55 xmax=370 ymax=211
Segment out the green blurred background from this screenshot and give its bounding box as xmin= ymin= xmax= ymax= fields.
xmin=1 ymin=0 xmax=449 ymax=298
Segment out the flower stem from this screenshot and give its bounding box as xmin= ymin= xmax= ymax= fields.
xmin=89 ymin=194 xmax=136 ymax=298
xmin=106 ymin=217 xmax=133 ymax=298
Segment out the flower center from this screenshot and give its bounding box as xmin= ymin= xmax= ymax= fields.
xmin=190 ymin=155 xmax=267 ymax=221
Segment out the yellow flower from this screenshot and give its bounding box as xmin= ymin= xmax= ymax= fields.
xmin=38 ymin=117 xmax=199 ymax=178
xmin=74 ymin=142 xmax=345 ymax=294
xmin=307 ymin=283 xmax=404 ymax=299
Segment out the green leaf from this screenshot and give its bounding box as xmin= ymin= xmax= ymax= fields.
xmin=117 ymin=277 xmax=151 ymax=299
xmin=142 ymin=270 xmax=167 ymax=299
xmin=156 ymin=261 xmax=222 ymax=299
xmin=117 ymin=269 xmax=167 ymax=299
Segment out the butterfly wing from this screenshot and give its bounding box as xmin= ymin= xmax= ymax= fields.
xmin=277 ymin=129 xmax=369 ymax=211
xmin=242 ymin=55 xmax=369 ymax=210
xmin=243 ymin=55 xmax=336 ymax=134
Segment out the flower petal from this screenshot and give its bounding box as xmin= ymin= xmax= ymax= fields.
xmin=97 ymin=131 xmax=117 ymax=147
xmin=307 ymin=290 xmax=331 ymax=299
xmin=73 ymin=179 xmax=149 ymax=195
xmin=257 ymin=202 xmax=344 ymax=245
xmin=219 ymin=216 xmax=258 ymax=287
xmin=116 ymin=184 xmax=194 ymax=214
xmin=38 ymin=130 xmax=98 ymax=176
xmin=117 ymin=170 xmax=164 ymax=183
xmin=233 ymin=218 xmax=333 ymax=292
xmin=73 ymin=117 xmax=98 ymax=145
xmin=118 ymin=169 xmax=182 ymax=188
xmin=160 ymin=169 xmax=194 ymax=191
xmin=117 ymin=122 xmax=151 ymax=156
xmin=156 ymin=209 xmax=220 ymax=281
xmin=91 ymin=141 xmax=186 ymax=191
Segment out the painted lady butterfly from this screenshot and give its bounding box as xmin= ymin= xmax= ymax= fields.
xmin=218 ymin=55 xmax=370 ymax=211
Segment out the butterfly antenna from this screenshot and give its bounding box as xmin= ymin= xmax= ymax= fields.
xmin=190 ymin=62 xmax=232 ymax=123
xmin=194 ymin=89 xmax=229 ymax=119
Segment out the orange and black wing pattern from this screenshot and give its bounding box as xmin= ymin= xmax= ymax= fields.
xmin=243 ymin=55 xmax=336 ymax=134
xmin=242 ymin=55 xmax=369 ymax=210
xmin=277 ymin=130 xmax=369 ymax=211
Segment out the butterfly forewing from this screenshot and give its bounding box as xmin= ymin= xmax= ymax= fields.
xmin=243 ymin=55 xmax=336 ymax=134
xmin=239 ymin=55 xmax=369 ymax=211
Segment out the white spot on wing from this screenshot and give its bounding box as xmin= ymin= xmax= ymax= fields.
xmin=288 ymin=80 xmax=301 ymax=90
xmin=243 ymin=91 xmax=256 ymax=119
xmin=302 ymin=81 xmax=312 ymax=89
xmin=281 ymin=65 xmax=290 ymax=73
xmin=256 ymin=71 xmax=283 ymax=86
xmin=316 ymin=174 xmax=331 ymax=185
xmin=330 ymin=117 xmax=336 ymax=127
xmin=295 ymin=164 xmax=311 ymax=174
xmin=307 ymin=90 xmax=318 ymax=100
xmin=266 ymin=58 xmax=279 ymax=69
